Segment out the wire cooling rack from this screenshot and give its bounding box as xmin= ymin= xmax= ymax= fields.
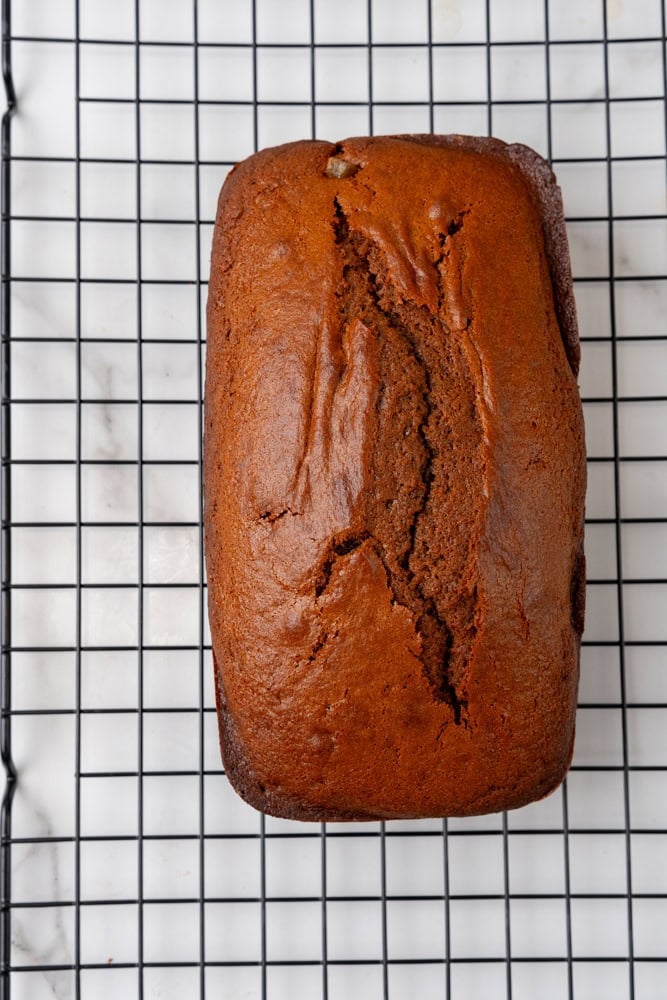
xmin=1 ymin=1 xmax=667 ymax=998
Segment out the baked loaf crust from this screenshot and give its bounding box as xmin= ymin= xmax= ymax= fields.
xmin=205 ymin=134 xmax=586 ymax=820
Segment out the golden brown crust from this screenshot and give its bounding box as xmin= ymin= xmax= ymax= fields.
xmin=204 ymin=134 xmax=586 ymax=820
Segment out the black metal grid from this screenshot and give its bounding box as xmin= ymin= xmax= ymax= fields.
xmin=1 ymin=0 xmax=667 ymax=998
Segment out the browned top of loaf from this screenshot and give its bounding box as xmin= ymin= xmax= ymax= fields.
xmin=205 ymin=134 xmax=586 ymax=820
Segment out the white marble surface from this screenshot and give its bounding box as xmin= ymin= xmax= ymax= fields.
xmin=5 ymin=0 xmax=667 ymax=997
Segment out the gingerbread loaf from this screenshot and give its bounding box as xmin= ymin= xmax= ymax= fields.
xmin=204 ymin=134 xmax=586 ymax=820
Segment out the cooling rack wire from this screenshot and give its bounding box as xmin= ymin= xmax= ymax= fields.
xmin=1 ymin=1 xmax=667 ymax=998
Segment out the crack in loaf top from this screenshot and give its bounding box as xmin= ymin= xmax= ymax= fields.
xmin=204 ymin=134 xmax=585 ymax=820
